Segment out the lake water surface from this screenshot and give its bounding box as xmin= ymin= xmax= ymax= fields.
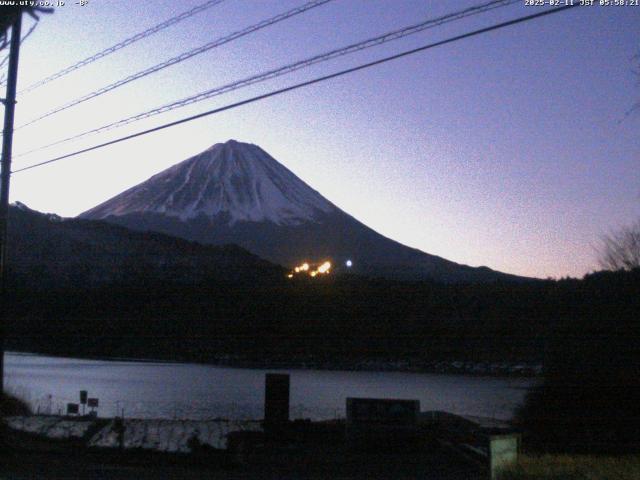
xmin=4 ymin=352 xmax=534 ymax=421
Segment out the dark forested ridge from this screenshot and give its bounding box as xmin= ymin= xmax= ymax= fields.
xmin=5 ymin=203 xmax=285 ymax=288
xmin=3 ymin=204 xmax=638 ymax=375
xmin=5 ymin=270 xmax=639 ymax=371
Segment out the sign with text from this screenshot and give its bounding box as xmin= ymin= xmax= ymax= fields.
xmin=87 ymin=398 xmax=99 ymax=408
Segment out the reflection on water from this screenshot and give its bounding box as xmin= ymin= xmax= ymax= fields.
xmin=4 ymin=352 xmax=534 ymax=420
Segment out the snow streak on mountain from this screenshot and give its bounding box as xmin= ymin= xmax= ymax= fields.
xmin=83 ymin=140 xmax=335 ymax=225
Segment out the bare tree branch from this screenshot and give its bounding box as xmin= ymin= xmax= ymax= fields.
xmin=0 ymin=6 xmax=52 ymax=52
xmin=598 ymin=220 xmax=640 ymax=271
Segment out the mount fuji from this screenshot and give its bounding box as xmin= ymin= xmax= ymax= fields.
xmin=80 ymin=140 xmax=524 ymax=283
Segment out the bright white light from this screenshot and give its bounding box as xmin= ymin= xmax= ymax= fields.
xmin=317 ymin=261 xmax=331 ymax=274
xmin=346 ymin=260 xmax=353 ymax=267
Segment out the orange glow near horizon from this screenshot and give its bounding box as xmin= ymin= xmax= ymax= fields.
xmin=288 ymin=260 xmax=332 ymax=279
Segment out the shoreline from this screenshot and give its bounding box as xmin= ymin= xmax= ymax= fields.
xmin=5 ymin=350 xmax=542 ymax=378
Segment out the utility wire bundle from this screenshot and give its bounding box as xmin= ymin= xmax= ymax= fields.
xmin=17 ymin=0 xmax=227 ymax=93
xmin=16 ymin=0 xmax=333 ymax=129
xmin=11 ymin=1 xmax=580 ymax=174
xmin=15 ymin=0 xmax=516 ymax=156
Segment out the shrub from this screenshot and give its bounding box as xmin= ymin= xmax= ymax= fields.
xmin=498 ymin=454 xmax=640 ymax=480
xmin=0 ymin=392 xmax=31 ymax=416
xmin=515 ymin=322 xmax=640 ymax=453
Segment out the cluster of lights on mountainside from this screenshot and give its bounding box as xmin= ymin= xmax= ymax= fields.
xmin=287 ymin=259 xmax=353 ymax=279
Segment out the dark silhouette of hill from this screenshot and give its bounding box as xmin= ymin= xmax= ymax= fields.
xmin=6 ymin=203 xmax=285 ymax=289
xmin=5 ymin=212 xmax=638 ymax=375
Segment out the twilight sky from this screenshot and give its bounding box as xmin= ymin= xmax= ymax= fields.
xmin=5 ymin=0 xmax=639 ymax=279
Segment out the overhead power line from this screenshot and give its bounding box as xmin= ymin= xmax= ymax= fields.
xmin=18 ymin=21 xmax=38 ymax=45
xmin=0 ymin=54 xmax=9 ymax=72
xmin=16 ymin=0 xmax=517 ymax=157
xmin=17 ymin=0 xmax=333 ymax=129
xmin=17 ymin=0 xmax=226 ymax=93
xmin=13 ymin=4 xmax=579 ymax=175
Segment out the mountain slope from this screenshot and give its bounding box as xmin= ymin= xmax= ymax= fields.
xmin=82 ymin=140 xmax=335 ymax=225
xmin=7 ymin=202 xmax=285 ymax=289
xmin=81 ymin=140 xmax=527 ymax=283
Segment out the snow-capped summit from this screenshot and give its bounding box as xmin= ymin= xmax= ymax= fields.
xmin=81 ymin=140 xmax=527 ymax=283
xmin=82 ymin=140 xmax=335 ymax=225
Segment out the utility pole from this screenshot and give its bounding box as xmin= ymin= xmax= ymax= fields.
xmin=0 ymin=11 xmax=23 ymax=399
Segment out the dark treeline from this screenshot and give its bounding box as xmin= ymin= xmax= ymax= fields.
xmin=515 ymin=269 xmax=640 ymax=453
xmin=5 ymin=269 xmax=638 ymax=369
xmin=5 ymin=204 xmax=286 ymax=289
